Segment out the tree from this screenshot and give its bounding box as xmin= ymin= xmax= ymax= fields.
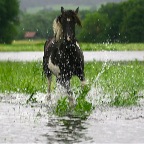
xmin=16 ymin=9 xmax=88 ymax=40
xmin=78 ymin=12 xmax=109 ymax=43
xmin=99 ymin=3 xmax=123 ymax=42
xmin=16 ymin=10 xmax=59 ymax=39
xmin=0 ymin=0 xmax=19 ymax=44
xmin=120 ymin=0 xmax=144 ymax=42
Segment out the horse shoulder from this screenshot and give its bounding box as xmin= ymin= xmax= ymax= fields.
xmin=44 ymin=38 xmax=56 ymax=53
xmin=75 ymin=41 xmax=84 ymax=57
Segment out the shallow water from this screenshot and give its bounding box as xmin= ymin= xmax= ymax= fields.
xmin=0 ymin=93 xmax=144 ymax=143
xmin=0 ymin=51 xmax=144 ymax=61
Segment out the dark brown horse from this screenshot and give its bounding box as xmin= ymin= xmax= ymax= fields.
xmin=43 ymin=7 xmax=85 ymax=103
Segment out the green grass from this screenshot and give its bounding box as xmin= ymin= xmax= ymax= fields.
xmin=80 ymin=43 xmax=144 ymax=51
xmin=0 ymin=40 xmax=45 ymax=52
xmin=98 ymin=61 xmax=144 ymax=106
xmin=0 ymin=61 xmax=143 ymax=108
xmin=0 ymin=61 xmax=144 ymax=117
xmin=1 ymin=40 xmax=143 ymax=117
xmin=0 ymin=40 xmax=144 ymax=51
xmin=0 ymin=61 xmax=47 ymax=94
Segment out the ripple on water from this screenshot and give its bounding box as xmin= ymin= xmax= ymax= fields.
xmin=0 ymin=91 xmax=144 ymax=143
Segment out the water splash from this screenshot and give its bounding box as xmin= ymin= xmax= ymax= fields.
xmin=86 ymin=61 xmax=111 ymax=106
xmin=0 ymin=60 xmax=143 ymax=119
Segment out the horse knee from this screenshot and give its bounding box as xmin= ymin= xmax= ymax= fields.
xmin=45 ymin=93 xmax=51 ymax=101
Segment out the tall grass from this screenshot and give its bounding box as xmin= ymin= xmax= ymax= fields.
xmin=0 ymin=40 xmax=45 ymax=51
xmin=0 ymin=61 xmax=47 ymax=94
xmin=0 ymin=61 xmax=143 ymax=107
xmin=0 ymin=40 xmax=144 ymax=51
xmin=98 ymin=61 xmax=144 ymax=106
xmin=80 ymin=43 xmax=144 ymax=51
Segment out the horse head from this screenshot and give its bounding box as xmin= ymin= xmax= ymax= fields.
xmin=53 ymin=7 xmax=82 ymax=42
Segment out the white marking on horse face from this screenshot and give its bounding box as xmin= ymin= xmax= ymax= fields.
xmin=67 ymin=36 xmax=71 ymax=41
xmin=48 ymin=58 xmax=60 ymax=77
xmin=67 ymin=18 xmax=71 ymax=22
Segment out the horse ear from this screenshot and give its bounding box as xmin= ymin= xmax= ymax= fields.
xmin=75 ymin=7 xmax=79 ymax=14
xmin=61 ymin=7 xmax=64 ymax=14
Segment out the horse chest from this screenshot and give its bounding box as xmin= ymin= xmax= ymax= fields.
xmin=48 ymin=56 xmax=75 ymax=77
xmin=48 ymin=58 xmax=60 ymax=77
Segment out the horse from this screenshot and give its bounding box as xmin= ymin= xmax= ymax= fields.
xmin=43 ymin=7 xmax=85 ymax=104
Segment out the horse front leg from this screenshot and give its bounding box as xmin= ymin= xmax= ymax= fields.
xmin=43 ymin=55 xmax=52 ymax=101
xmin=57 ymin=78 xmax=74 ymax=106
xmin=81 ymin=79 xmax=87 ymax=87
xmin=78 ymin=72 xmax=87 ymax=87
xmin=65 ymin=80 xmax=74 ymax=106
xmin=46 ymin=76 xmax=52 ymax=101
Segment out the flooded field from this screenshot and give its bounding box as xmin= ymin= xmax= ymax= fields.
xmin=0 ymin=55 xmax=144 ymax=143
xmin=0 ymin=93 xmax=144 ymax=143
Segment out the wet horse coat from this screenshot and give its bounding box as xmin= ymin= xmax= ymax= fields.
xmin=43 ymin=7 xmax=85 ymax=100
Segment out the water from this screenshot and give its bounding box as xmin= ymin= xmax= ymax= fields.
xmin=0 ymin=92 xmax=144 ymax=143
xmin=0 ymin=51 xmax=144 ymax=61
xmin=0 ymin=58 xmax=144 ymax=143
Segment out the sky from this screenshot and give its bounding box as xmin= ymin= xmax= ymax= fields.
xmin=20 ymin=0 xmax=123 ymax=11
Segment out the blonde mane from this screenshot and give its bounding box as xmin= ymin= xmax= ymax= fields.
xmin=53 ymin=19 xmax=63 ymax=42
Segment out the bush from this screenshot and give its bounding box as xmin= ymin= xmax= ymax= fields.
xmin=0 ymin=0 xmax=19 ymax=44
xmin=78 ymin=12 xmax=109 ymax=43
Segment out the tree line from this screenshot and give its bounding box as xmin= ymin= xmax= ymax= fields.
xmin=0 ymin=0 xmax=144 ymax=44
xmin=0 ymin=0 xmax=19 ymax=44
xmin=79 ymin=0 xmax=144 ymax=43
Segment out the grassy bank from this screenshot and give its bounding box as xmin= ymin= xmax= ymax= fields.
xmin=0 ymin=40 xmax=144 ymax=51
xmin=0 ymin=61 xmax=143 ymax=107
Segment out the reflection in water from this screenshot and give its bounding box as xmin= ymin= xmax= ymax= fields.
xmin=1 ymin=93 xmax=144 ymax=143
xmin=43 ymin=117 xmax=93 ymax=143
